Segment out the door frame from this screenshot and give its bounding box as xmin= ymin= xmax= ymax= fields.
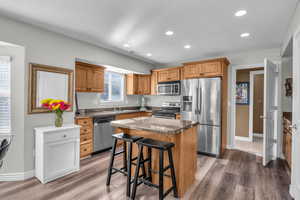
xmin=249 ymin=70 xmax=264 ymax=142
xmin=289 ymin=26 xmax=300 ymax=199
xmin=229 ymin=64 xmax=264 ymax=147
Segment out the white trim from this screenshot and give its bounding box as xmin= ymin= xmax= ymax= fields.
xmin=253 ymin=133 xmax=263 ymax=138
xmin=290 ymin=184 xmax=300 ymax=199
xmin=230 ymin=63 xmax=264 ymax=149
xmin=249 ymin=70 xmax=264 ymax=142
xmin=0 ymin=170 xmax=34 ymax=181
xmin=235 ymin=136 xmax=252 ymax=142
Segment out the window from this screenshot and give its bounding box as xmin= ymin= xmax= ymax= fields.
xmin=100 ymin=71 xmax=124 ymax=102
xmin=0 ymin=56 xmax=11 ymax=133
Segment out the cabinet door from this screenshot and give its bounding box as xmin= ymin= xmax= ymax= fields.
xmin=126 ymin=74 xmax=138 ymax=95
xmin=199 ymin=62 xmax=222 ymax=77
xmin=157 ymin=71 xmax=169 ymax=82
xmin=90 ymin=69 xmax=104 ymax=92
xmin=45 ymin=139 xmax=79 ymax=181
xmin=151 ymin=71 xmax=158 ymax=95
xmin=183 ymin=64 xmax=200 ymax=79
xmin=168 ymin=69 xmax=180 ymax=81
xmin=286 ymin=133 xmax=292 ymax=167
xmin=75 ymin=66 xmax=88 ymax=92
xmin=136 ymin=75 xmax=150 ymax=95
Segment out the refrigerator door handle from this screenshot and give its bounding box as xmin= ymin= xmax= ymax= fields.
xmin=199 ymin=86 xmax=202 ymax=115
xmin=195 ymin=87 xmax=199 ymax=114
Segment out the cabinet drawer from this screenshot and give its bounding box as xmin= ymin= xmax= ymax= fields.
xmin=77 ymin=118 xmax=93 ymax=127
xmin=116 ymin=112 xmax=141 ymax=120
xmin=80 ymin=143 xmax=93 ymax=157
xmin=80 ymin=134 xmax=92 ymax=144
xmin=45 ymin=128 xmax=79 ymax=143
xmin=80 ymin=127 xmax=92 ymax=135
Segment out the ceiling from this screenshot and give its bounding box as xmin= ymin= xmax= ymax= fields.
xmin=0 ymin=0 xmax=298 ymax=65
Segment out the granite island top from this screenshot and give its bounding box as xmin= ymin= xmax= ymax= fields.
xmin=111 ymin=117 xmax=199 ymax=134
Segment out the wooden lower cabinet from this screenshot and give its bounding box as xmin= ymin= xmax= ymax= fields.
xmin=283 ymin=116 xmax=292 ymax=168
xmin=75 ymin=117 xmax=94 ymax=159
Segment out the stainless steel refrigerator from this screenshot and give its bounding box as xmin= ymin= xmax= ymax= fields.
xmin=181 ymin=78 xmax=221 ymax=156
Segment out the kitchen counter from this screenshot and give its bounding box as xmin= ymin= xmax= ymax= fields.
xmin=111 ymin=117 xmax=198 ymax=134
xmin=75 ymin=109 xmax=152 ymax=119
xmin=113 ymin=117 xmax=198 ymax=197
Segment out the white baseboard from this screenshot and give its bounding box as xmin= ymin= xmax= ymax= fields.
xmin=0 ymin=170 xmax=35 ymax=181
xmin=253 ymin=133 xmax=263 ymax=138
xmin=226 ymin=144 xmax=234 ymax=149
xmin=235 ymin=136 xmax=252 ymax=142
xmin=290 ymin=184 xmax=300 ymax=199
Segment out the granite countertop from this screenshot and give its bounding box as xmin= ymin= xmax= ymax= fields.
xmin=76 ymin=109 xmax=152 ymax=118
xmin=111 ymin=117 xmax=198 ymax=134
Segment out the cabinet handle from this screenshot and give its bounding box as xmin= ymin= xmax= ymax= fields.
xmin=84 ymin=149 xmax=87 ymax=151
xmin=63 ymin=134 xmax=67 ymax=138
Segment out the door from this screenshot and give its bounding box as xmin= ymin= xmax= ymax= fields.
xmin=290 ymin=28 xmax=300 ymax=198
xmin=263 ymin=59 xmax=277 ymax=166
xmin=198 ymin=78 xmax=221 ymax=126
xmin=198 ymin=125 xmax=221 ymax=155
xmin=90 ymin=69 xmax=104 ymax=92
xmin=181 ymin=79 xmax=198 ymax=122
xmin=75 ymin=66 xmax=87 ymax=91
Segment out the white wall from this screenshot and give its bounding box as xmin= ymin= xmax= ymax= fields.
xmin=0 ymin=44 xmax=25 ymax=174
xmin=0 ymin=15 xmax=154 ymax=174
xmin=281 ymin=57 xmax=293 ymax=112
xmin=282 ymin=1 xmax=300 ymax=55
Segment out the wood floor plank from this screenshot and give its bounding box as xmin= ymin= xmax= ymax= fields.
xmin=0 ymin=150 xmax=293 ymax=200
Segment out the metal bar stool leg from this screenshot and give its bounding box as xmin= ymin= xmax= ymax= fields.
xmin=131 ymin=145 xmax=143 ymax=200
xmin=106 ymin=138 xmax=117 ymax=186
xmin=123 ymin=141 xmax=127 ymax=173
xmin=147 ymin=147 xmax=152 ymax=182
xmin=159 ymin=150 xmax=164 ymax=200
xmin=168 ymin=149 xmax=178 ymax=198
xmin=126 ymin=142 xmax=133 ymax=197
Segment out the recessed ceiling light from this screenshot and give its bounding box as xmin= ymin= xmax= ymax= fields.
xmin=165 ymin=31 xmax=174 ymax=36
xmin=123 ymin=43 xmax=130 ymax=48
xmin=146 ymin=53 xmax=152 ymax=57
xmin=235 ymin=10 xmax=247 ymax=17
xmin=240 ymin=33 xmax=250 ymax=38
xmin=184 ymin=44 xmax=191 ymax=49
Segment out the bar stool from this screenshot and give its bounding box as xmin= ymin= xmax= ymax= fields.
xmin=106 ymin=133 xmax=144 ymax=197
xmin=131 ymin=138 xmax=178 ymax=200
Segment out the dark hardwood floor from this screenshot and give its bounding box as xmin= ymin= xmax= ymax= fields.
xmin=0 ymin=150 xmax=293 ymax=200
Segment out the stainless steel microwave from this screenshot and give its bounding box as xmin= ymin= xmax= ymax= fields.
xmin=157 ymin=81 xmax=180 ymax=96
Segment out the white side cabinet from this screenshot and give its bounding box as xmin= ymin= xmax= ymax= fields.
xmin=35 ymin=124 xmax=80 ymax=184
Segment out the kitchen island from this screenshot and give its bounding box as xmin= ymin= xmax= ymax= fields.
xmin=111 ymin=117 xmax=198 ymax=197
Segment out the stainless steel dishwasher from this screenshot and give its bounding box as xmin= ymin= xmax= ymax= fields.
xmin=93 ymin=116 xmax=114 ymax=153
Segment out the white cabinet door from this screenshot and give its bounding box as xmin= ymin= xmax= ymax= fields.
xmin=45 ymin=139 xmax=80 ymax=181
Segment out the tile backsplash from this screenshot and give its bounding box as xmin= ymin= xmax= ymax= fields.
xmin=77 ymin=93 xmax=181 ymax=109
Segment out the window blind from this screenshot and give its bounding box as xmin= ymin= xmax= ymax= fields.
xmin=0 ymin=56 xmax=11 ymax=133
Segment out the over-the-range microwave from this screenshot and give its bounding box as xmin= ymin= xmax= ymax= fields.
xmin=157 ymin=81 xmax=180 ymax=96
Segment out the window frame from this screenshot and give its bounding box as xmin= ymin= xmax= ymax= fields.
xmin=100 ymin=71 xmax=125 ymax=103
xmin=0 ymin=56 xmax=11 ymax=134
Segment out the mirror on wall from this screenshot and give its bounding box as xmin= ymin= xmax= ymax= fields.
xmin=28 ymin=63 xmax=74 ymax=114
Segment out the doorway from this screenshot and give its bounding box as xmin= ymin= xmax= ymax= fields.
xmin=234 ymin=68 xmax=264 ymax=156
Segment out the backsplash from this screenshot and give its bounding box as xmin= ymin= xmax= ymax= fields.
xmin=77 ymin=93 xmax=181 ymax=109
xmin=77 ymin=92 xmax=140 ymax=109
xmin=144 ymin=95 xmax=180 ymax=107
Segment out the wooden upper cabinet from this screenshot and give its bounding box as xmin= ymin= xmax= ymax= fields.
xmin=90 ymin=69 xmax=104 ymax=92
xmin=183 ymin=58 xmax=229 ymax=79
xmin=75 ymin=61 xmax=105 ymax=93
xmin=183 ymin=64 xmax=200 ymax=79
xmin=126 ymin=74 xmax=151 ymax=95
xmin=75 ymin=66 xmax=88 ymax=92
xmin=199 ymin=62 xmax=222 ymax=77
xmin=151 ymin=71 xmax=158 ymax=95
xmin=156 ymin=67 xmax=181 ymax=83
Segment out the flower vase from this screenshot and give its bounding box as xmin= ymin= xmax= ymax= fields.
xmin=55 ymin=112 xmax=63 ymax=127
